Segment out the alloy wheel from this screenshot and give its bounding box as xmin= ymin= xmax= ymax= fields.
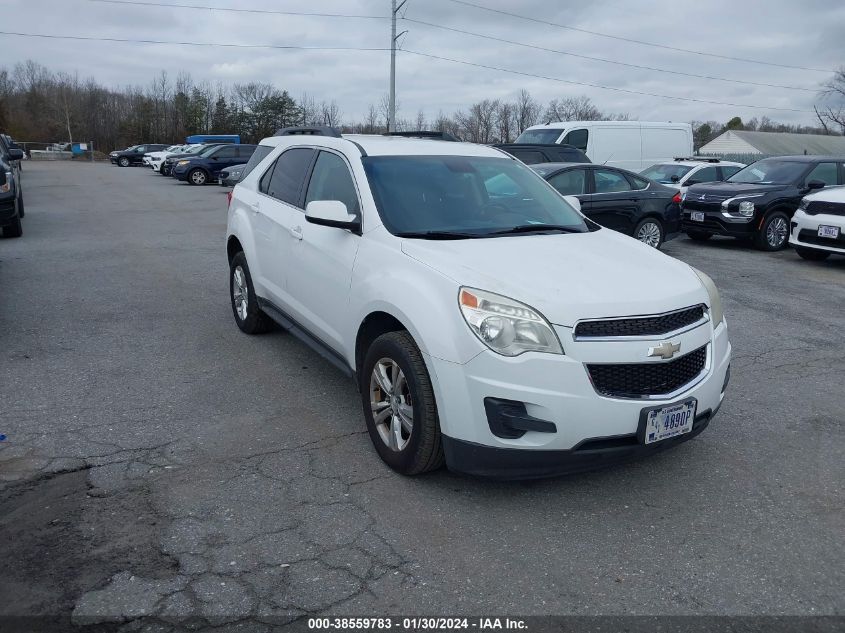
xmin=636 ymin=221 xmax=662 ymax=247
xmin=191 ymin=170 xmax=206 ymax=185
xmin=766 ymin=217 xmax=788 ymax=248
xmin=232 ymin=266 xmax=248 ymax=321
xmin=369 ymin=358 xmax=413 ymax=451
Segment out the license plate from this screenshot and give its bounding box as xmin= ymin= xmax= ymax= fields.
xmin=818 ymin=225 xmax=840 ymax=239
xmin=640 ymin=399 xmax=697 ymax=444
xmin=691 ymin=211 xmax=705 ymax=222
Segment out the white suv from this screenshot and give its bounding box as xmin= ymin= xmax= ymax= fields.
xmin=789 ymin=186 xmax=845 ymax=260
xmin=226 ymin=128 xmax=732 ymax=478
xmin=641 ymin=158 xmax=745 ymax=195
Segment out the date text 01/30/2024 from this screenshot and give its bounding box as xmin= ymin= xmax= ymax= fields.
xmin=307 ymin=617 xmax=528 ymax=630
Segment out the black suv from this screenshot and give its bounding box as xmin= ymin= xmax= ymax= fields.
xmin=0 ymin=133 xmax=25 ymax=237
xmin=681 ymin=155 xmax=845 ymax=250
xmin=492 ymin=143 xmax=590 ymax=165
xmin=110 ymin=144 xmax=170 ymax=167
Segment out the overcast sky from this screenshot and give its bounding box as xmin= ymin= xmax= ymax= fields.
xmin=3 ymin=0 xmax=844 ymax=126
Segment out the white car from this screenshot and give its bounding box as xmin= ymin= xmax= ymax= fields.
xmin=789 ymin=186 xmax=845 ymax=260
xmin=226 ymin=129 xmax=732 ymax=478
xmin=149 ymin=144 xmax=200 ymax=174
xmin=641 ymin=158 xmax=745 ymax=196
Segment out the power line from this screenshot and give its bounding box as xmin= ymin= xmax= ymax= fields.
xmin=0 ymin=30 xmax=389 ymax=52
xmin=400 ymin=49 xmax=816 ymax=113
xmin=442 ymin=0 xmax=837 ymax=74
xmin=87 ymin=0 xmax=387 ymax=20
xmin=403 ymin=17 xmax=819 ymax=93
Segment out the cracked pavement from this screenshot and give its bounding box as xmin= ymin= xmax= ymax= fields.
xmin=0 ymin=162 xmax=843 ymax=630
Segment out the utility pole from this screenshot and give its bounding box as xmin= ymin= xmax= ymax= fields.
xmin=388 ymin=0 xmax=408 ymax=133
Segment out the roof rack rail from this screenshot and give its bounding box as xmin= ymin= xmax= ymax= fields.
xmin=383 ymin=130 xmax=461 ymax=142
xmin=674 ymin=156 xmax=720 ymax=163
xmin=275 ymin=126 xmax=342 ymax=138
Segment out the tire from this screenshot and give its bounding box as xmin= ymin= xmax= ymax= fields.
xmin=229 ymin=252 xmax=274 ymax=334
xmin=3 ymin=213 xmax=22 ymax=238
xmin=118 ymin=156 xmax=130 ymax=167
xmin=159 ymin=164 xmax=166 ymax=175
xmin=634 ymin=217 xmax=664 ymax=249
xmin=188 ymin=168 xmax=208 ymax=186
xmin=360 ymin=331 xmax=445 ymax=475
xmin=795 ymin=246 xmax=830 ymax=261
xmin=755 ymin=211 xmax=790 ymax=251
xmin=686 ymin=230 xmax=712 ymax=242
xmin=17 ymin=195 xmax=24 ymax=219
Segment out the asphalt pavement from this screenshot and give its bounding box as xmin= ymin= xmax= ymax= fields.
xmin=1 ymin=161 xmax=843 ymax=630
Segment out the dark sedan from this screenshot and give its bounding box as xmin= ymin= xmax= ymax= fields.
xmin=531 ymin=163 xmax=681 ymax=248
xmin=110 ymin=144 xmax=169 ymax=167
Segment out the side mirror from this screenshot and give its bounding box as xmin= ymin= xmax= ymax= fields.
xmin=806 ymin=179 xmax=825 ymax=190
xmin=563 ymin=195 xmax=581 ymax=212
xmin=305 ymin=200 xmax=361 ymax=232
xmin=8 ymin=148 xmax=24 ymax=161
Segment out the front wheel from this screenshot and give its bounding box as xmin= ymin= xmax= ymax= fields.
xmin=360 ymin=331 xmax=444 ymax=475
xmin=3 ymin=214 xmax=22 ymax=238
xmin=755 ymin=211 xmax=790 ymax=251
xmin=118 ymin=157 xmax=130 ymax=167
xmin=795 ymin=246 xmax=830 ymax=261
xmin=188 ymin=169 xmax=208 ymax=185
xmin=634 ymin=218 xmax=664 ymax=249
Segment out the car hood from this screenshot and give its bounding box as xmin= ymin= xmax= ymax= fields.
xmin=400 ymin=229 xmax=706 ymax=327
xmin=686 ymin=182 xmax=791 ymax=197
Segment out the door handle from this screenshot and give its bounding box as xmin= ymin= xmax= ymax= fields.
xmin=289 ymin=225 xmax=303 ymax=240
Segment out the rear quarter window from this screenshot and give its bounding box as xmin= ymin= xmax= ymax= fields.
xmin=240 ymin=145 xmax=273 ymax=178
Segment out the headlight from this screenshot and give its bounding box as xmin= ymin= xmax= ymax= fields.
xmin=738 ymin=201 xmax=755 ymax=217
xmin=691 ymin=268 xmax=724 ymax=327
xmin=177 ymin=160 xmax=189 ymax=166
xmin=458 ymin=288 xmax=563 ymax=356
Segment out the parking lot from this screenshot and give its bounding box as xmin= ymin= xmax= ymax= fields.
xmin=1 ymin=161 xmax=843 ymax=628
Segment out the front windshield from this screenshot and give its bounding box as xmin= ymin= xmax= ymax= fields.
xmin=641 ymin=164 xmax=693 ymax=183
xmin=728 ymin=159 xmax=808 ymax=184
xmin=362 ymin=155 xmax=589 ymax=238
xmin=514 ymin=129 xmax=562 ymax=144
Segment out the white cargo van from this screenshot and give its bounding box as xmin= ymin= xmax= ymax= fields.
xmin=515 ymin=121 xmax=693 ymax=171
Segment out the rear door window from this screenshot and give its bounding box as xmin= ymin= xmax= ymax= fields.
xmin=262 ymin=148 xmax=316 ymax=207
xmin=593 ymin=168 xmax=632 ymax=193
xmin=548 ymin=169 xmax=586 ymax=195
xmin=241 ymin=145 xmax=273 ymax=179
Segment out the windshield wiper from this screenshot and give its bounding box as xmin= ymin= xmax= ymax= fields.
xmin=485 ymin=224 xmax=583 ymax=236
xmin=396 ymin=230 xmax=484 ymax=240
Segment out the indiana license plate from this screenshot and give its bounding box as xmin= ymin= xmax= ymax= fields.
xmin=818 ymin=225 xmax=840 ymax=239
xmin=691 ymin=211 xmax=705 ymax=222
xmin=641 ymin=399 xmax=697 ymax=444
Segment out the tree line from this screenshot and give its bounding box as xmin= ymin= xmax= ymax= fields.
xmin=0 ymin=59 xmax=842 ymax=152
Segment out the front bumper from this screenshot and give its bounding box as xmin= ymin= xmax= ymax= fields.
xmin=429 ymin=318 xmax=731 ymax=478
xmin=789 ymin=209 xmax=845 ymax=255
xmin=171 ymin=164 xmax=190 ymax=180
xmin=681 ymin=206 xmax=757 ymax=237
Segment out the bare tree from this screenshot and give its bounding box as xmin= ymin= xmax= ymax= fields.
xmin=816 ymin=67 xmax=845 ymax=134
xmin=514 ymin=89 xmax=541 ymax=134
xmin=545 ymin=95 xmax=603 ymax=122
xmin=415 ymin=109 xmax=426 ymax=130
xmin=319 ymin=99 xmax=342 ymax=128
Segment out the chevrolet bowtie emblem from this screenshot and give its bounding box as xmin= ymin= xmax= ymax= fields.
xmin=648 ymin=341 xmax=681 ymax=360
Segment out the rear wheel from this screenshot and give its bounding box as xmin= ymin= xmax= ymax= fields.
xmin=755 ymin=211 xmax=790 ymax=251
xmin=229 ymin=252 xmax=274 ymax=334
xmin=686 ymin=230 xmax=712 ymax=242
xmin=634 ymin=218 xmax=664 ymax=249
xmin=795 ymin=246 xmax=830 ymax=261
xmin=3 ymin=213 xmax=22 ymax=238
xmin=360 ymin=331 xmax=444 ymax=475
xmin=158 ymin=164 xmax=166 ymax=174
xmin=188 ymin=168 xmax=208 ymax=185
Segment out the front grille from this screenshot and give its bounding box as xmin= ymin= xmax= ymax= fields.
xmin=805 ymin=200 xmax=845 ymax=217
xmin=587 ymin=345 xmax=707 ymax=398
xmin=797 ymin=228 xmax=845 ymax=248
xmin=575 ymin=305 xmax=705 ymax=338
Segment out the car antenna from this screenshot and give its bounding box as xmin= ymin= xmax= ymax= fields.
xmin=603 ymin=153 xmax=614 ymax=165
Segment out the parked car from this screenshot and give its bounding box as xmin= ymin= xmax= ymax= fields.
xmin=110 ymin=144 xmax=169 ymax=167
xmin=515 ymin=121 xmax=693 ymax=171
xmin=219 ymin=164 xmax=246 ymax=187
xmin=493 ymin=143 xmax=590 ymax=165
xmin=143 ymin=144 xmax=186 ymax=167
xmin=641 ymin=158 xmax=745 ymax=195
xmin=531 ymin=162 xmax=680 ymax=249
xmin=172 ymin=144 xmax=257 ymax=185
xmin=681 ymin=155 xmax=845 ymax=250
xmin=161 ymin=144 xmax=222 ymax=176
xmin=225 ymin=128 xmax=731 ymax=478
xmin=0 ymin=143 xmax=25 ymax=237
xmin=149 ymin=144 xmax=203 ymax=174
xmin=789 ymin=186 xmax=845 ymax=260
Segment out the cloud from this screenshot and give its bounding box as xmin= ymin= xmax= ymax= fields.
xmin=2 ymin=0 xmax=842 ymax=126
